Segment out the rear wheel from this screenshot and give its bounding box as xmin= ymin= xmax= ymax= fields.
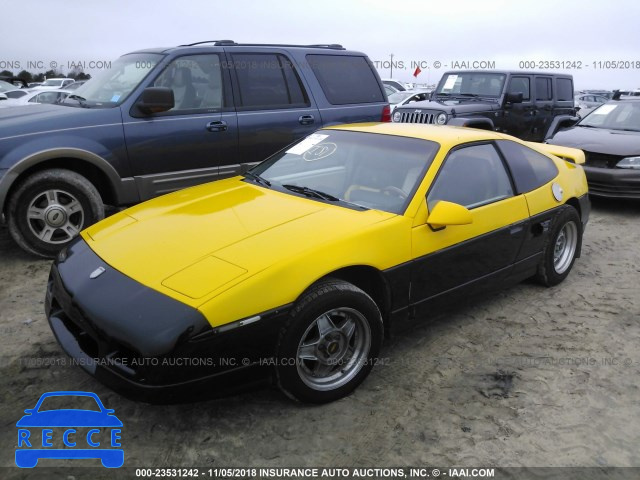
xmin=8 ymin=169 xmax=104 ymax=258
xmin=535 ymin=205 xmax=581 ymax=286
xmin=276 ymin=279 xmax=383 ymax=403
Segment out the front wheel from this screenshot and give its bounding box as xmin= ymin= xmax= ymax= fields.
xmin=535 ymin=205 xmax=582 ymax=287
xmin=8 ymin=169 xmax=104 ymax=258
xmin=276 ymin=279 xmax=383 ymax=403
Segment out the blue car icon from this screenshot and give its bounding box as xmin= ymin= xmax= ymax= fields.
xmin=16 ymin=391 xmax=123 ymax=468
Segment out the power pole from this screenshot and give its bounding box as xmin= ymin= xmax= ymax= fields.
xmin=390 ymin=53 xmax=394 ymax=78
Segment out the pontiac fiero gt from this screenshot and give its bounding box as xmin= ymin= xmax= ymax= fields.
xmin=45 ymin=123 xmax=589 ymax=404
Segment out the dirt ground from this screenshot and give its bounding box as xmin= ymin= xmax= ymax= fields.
xmin=1 ymin=197 xmax=639 ymax=478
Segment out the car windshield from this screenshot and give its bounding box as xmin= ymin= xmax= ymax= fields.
xmin=435 ymin=72 xmax=506 ymax=97
xmin=579 ymin=102 xmax=640 ymax=131
xmin=251 ymin=129 xmax=440 ymax=214
xmin=388 ymin=91 xmax=415 ymax=103
xmin=41 ymin=79 xmax=64 ymax=87
xmin=37 ymin=395 xmax=101 ymax=412
xmin=0 ymin=80 xmax=16 ymax=92
xmin=62 ymin=53 xmax=162 ymax=108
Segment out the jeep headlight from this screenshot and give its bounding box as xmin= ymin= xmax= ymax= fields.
xmin=393 ymin=111 xmax=402 ymax=122
xmin=616 ymin=156 xmax=640 ymax=169
xmin=436 ymin=112 xmax=447 ymax=125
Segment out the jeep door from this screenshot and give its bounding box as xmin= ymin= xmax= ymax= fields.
xmin=531 ymin=76 xmax=554 ymax=142
xmin=504 ymin=75 xmax=536 ymax=140
xmin=122 ymin=53 xmax=238 ymax=200
xmin=227 ymin=50 xmax=322 ymax=175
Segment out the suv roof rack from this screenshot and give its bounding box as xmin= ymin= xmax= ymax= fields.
xmin=179 ymin=41 xmax=345 ymax=50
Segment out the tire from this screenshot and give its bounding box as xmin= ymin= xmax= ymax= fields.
xmin=535 ymin=205 xmax=581 ymax=287
xmin=276 ymin=279 xmax=383 ymax=404
xmin=7 ymin=169 xmax=104 ymax=258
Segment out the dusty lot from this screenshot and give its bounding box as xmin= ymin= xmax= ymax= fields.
xmin=1 ymin=198 xmax=639 ymax=478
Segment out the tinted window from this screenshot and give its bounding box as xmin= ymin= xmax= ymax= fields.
xmin=508 ymin=76 xmax=530 ymax=101
xmin=580 ymin=101 xmax=640 ymax=130
xmin=427 ymin=144 xmax=514 ymax=210
xmin=307 ymin=54 xmax=384 ymax=105
xmin=4 ymin=90 xmax=27 ymax=99
xmin=535 ymin=77 xmax=553 ymax=101
xmin=154 ymin=54 xmax=224 ymax=111
xmin=496 ymin=140 xmax=559 ymax=193
xmin=435 ymin=72 xmax=506 ymax=97
xmin=556 ymin=78 xmax=573 ymax=101
xmin=232 ymin=53 xmax=308 ymax=109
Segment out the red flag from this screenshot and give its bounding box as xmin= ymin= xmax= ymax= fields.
xmin=413 ymin=66 xmax=422 ymax=77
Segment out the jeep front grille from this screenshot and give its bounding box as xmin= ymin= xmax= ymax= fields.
xmin=396 ymin=110 xmax=438 ymax=124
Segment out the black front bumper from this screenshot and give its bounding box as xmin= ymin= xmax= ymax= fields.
xmin=45 ymin=238 xmax=290 ymax=403
xmin=584 ymin=165 xmax=640 ymax=198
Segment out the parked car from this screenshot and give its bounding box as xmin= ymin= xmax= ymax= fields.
xmin=0 ymin=41 xmax=389 ymax=258
xmin=547 ymin=97 xmax=640 ymax=198
xmin=393 ymin=70 xmax=577 ymax=142
xmin=32 ymin=78 xmax=75 ymax=90
xmin=0 ymin=77 xmax=29 ymax=89
xmin=575 ymin=93 xmax=609 ymax=117
xmin=0 ymin=89 xmax=71 ymax=108
xmin=381 ymin=78 xmax=406 ymax=91
xmin=46 ymin=123 xmax=589 ymax=404
xmin=0 ymin=79 xmax=19 ymax=94
xmin=388 ymin=90 xmax=430 ymax=113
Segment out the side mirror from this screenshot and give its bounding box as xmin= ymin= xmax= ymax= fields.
xmin=505 ymin=92 xmax=523 ymax=104
xmin=427 ymin=201 xmax=473 ymax=230
xmin=136 ymin=87 xmax=174 ymax=114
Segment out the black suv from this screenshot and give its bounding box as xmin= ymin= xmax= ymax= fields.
xmin=392 ymin=70 xmax=576 ymax=141
xmin=0 ymin=41 xmax=389 ymax=257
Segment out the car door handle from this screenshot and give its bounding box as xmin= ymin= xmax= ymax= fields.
xmin=206 ymin=120 xmax=227 ymax=132
xmin=510 ymin=225 xmax=524 ymax=236
xmin=298 ymin=115 xmax=315 ymax=125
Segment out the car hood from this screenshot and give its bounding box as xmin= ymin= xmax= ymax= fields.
xmin=83 ymin=177 xmax=395 ymax=305
xmin=16 ymin=410 xmax=122 ymax=427
xmin=395 ymin=99 xmax=499 ymax=114
xmin=0 ymin=104 xmax=120 ymax=141
xmin=548 ymin=125 xmax=640 ymax=156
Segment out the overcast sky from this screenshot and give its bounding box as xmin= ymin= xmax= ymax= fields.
xmin=2 ymin=0 xmax=639 ymax=89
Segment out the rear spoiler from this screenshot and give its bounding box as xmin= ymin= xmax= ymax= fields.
xmin=526 ymin=142 xmax=585 ymax=165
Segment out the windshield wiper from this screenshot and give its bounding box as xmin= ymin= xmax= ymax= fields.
xmin=456 ymin=93 xmax=480 ymax=97
xmin=283 ymin=184 xmax=339 ymax=201
xmin=67 ymin=94 xmax=89 ymax=108
xmin=244 ymin=171 xmax=271 ymax=187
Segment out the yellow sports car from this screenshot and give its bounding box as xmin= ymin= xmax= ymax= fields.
xmin=45 ymin=123 xmax=589 ymax=404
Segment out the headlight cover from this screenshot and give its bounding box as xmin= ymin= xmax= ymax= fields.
xmin=616 ymin=156 xmax=640 ymax=169
xmin=392 ymin=111 xmax=402 ymax=122
xmin=436 ymin=112 xmax=447 ymax=125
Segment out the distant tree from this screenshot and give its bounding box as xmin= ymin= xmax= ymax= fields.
xmin=17 ymin=70 xmax=33 ymax=83
xmin=33 ymin=73 xmax=45 ymax=82
xmin=0 ymin=69 xmax=14 ymax=78
xmin=76 ymin=72 xmax=91 ymax=80
xmin=43 ymin=69 xmax=63 ymax=79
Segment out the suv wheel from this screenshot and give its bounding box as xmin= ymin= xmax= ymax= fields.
xmin=8 ymin=169 xmax=104 ymax=258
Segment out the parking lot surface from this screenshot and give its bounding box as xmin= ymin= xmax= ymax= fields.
xmin=0 ymin=198 xmax=639 ymax=475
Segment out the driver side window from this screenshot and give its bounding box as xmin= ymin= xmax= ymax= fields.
xmin=427 ymin=144 xmax=514 ymax=211
xmin=153 ymin=54 xmax=224 ymax=112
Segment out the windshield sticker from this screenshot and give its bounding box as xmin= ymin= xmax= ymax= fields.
xmin=442 ymin=75 xmax=458 ymax=91
xmin=286 ymin=134 xmax=329 ymax=155
xmin=110 ymin=94 xmax=121 ymax=102
xmin=592 ymin=104 xmax=617 ymax=115
xmin=303 ymin=142 xmax=337 ymax=162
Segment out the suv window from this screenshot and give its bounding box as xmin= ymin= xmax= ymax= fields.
xmin=154 ymin=54 xmax=224 ymax=111
xmin=232 ymin=53 xmax=308 ymax=109
xmin=496 ymin=140 xmax=558 ymax=193
xmin=508 ymin=76 xmax=530 ymax=101
xmin=556 ymin=78 xmax=573 ymax=101
xmin=306 ymin=54 xmax=384 ymax=105
xmin=427 ymin=143 xmax=514 ymax=210
xmin=535 ymin=77 xmax=553 ymax=101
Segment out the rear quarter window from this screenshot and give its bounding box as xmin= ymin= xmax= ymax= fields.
xmin=496 ymin=140 xmax=559 ymax=193
xmin=556 ymin=78 xmax=574 ymax=101
xmin=306 ymin=54 xmax=385 ymax=105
